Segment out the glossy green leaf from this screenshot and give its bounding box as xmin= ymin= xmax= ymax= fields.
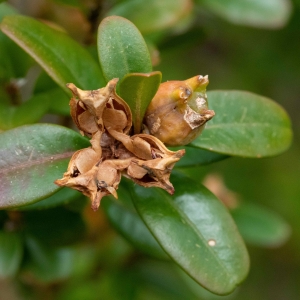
xmin=24 ymin=235 xmax=75 ymax=283
xmin=178 ymin=266 xmax=239 ymax=300
xmin=170 ymin=146 xmax=229 ymax=167
xmin=97 ymin=16 xmax=152 ymax=82
xmin=0 ymin=231 xmax=23 ymax=278
xmin=131 ymin=173 xmax=249 ymax=295
xmin=200 ymin=0 xmax=292 ymax=28
xmin=119 ymin=72 xmax=161 ymax=134
xmin=0 ymin=124 xmax=89 ymax=209
xmin=0 ymin=90 xmax=52 ymax=130
xmin=1 ymin=15 xmax=105 ymax=93
xmin=106 ymin=0 xmax=193 ymax=34
xmin=231 ymin=203 xmax=291 ymax=248
xmin=102 ymin=180 xmax=167 ymax=259
xmin=16 ymin=188 xmax=82 ymax=211
xmin=191 ymin=91 xmax=292 ymax=157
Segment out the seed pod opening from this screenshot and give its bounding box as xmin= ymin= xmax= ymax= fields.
xmin=55 ymin=78 xmax=185 ymax=210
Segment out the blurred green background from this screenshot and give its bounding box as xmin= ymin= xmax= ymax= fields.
xmin=1 ymin=0 xmax=300 ymax=299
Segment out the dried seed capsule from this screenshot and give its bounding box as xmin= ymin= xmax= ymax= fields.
xmin=144 ymin=75 xmax=215 ymax=146
xmin=56 ymin=78 xmax=187 ymax=210
xmin=67 ymin=78 xmax=132 ymax=137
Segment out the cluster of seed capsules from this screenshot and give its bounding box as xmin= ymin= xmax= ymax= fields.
xmin=55 ymin=75 xmax=214 ymax=210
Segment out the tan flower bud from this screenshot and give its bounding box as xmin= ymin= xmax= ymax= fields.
xmin=144 ymin=75 xmax=215 ymax=146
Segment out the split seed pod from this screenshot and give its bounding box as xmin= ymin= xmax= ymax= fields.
xmin=68 ymin=78 xmax=132 ymax=138
xmin=144 ymin=75 xmax=215 ymax=146
xmin=55 ymin=79 xmax=185 ymax=210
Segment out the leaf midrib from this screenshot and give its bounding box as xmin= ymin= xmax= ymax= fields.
xmin=0 ymin=151 xmax=74 ymax=175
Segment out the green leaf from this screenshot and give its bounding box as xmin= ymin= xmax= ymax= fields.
xmin=1 ymin=15 xmax=105 ymax=93
xmin=97 ymin=16 xmax=152 ymax=82
xmin=0 ymin=90 xmax=52 ymax=130
xmin=119 ymin=71 xmax=161 ymax=134
xmin=106 ymin=0 xmax=193 ymax=34
xmin=170 ymin=146 xmax=229 ymax=167
xmin=191 ymin=90 xmax=292 ymax=157
xmin=0 ymin=124 xmax=90 ymax=209
xmin=231 ymin=203 xmax=291 ymax=248
xmin=102 ymin=180 xmax=167 ymax=259
xmin=199 ymin=0 xmax=292 ymax=28
xmin=131 ymin=173 xmax=249 ymax=295
xmin=16 ymin=188 xmax=82 ymax=210
xmin=0 ymin=231 xmax=23 ymax=278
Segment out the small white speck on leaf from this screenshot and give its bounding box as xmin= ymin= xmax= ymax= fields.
xmin=208 ymin=239 xmax=216 ymax=246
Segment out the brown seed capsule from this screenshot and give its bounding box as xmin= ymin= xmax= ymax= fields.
xmin=67 ymin=78 xmax=132 ymax=137
xmin=55 ymin=79 xmax=185 ymax=210
xmin=106 ymin=127 xmax=185 ymax=195
xmin=144 ymin=75 xmax=215 ymax=146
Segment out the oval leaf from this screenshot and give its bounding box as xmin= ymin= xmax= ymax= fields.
xmin=107 ymin=0 xmax=193 ymax=34
xmin=119 ymin=72 xmax=162 ymax=134
xmin=191 ymin=90 xmax=292 ymax=157
xmin=0 ymin=124 xmax=90 ymax=209
xmin=200 ymin=0 xmax=292 ymax=28
xmin=131 ymin=173 xmax=249 ymax=295
xmin=0 ymin=231 xmax=23 ymax=278
xmin=1 ymin=15 xmax=105 ymax=93
xmin=97 ymin=16 xmax=152 ymax=82
xmin=102 ymin=180 xmax=167 ymax=259
xmin=231 ymin=203 xmax=291 ymax=248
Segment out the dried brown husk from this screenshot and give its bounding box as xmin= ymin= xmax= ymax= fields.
xmin=56 ymin=78 xmax=185 ymax=210
xmin=106 ymin=128 xmax=185 ymax=193
xmin=67 ymin=79 xmax=132 ymax=137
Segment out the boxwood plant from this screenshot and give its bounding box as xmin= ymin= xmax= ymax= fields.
xmin=0 ymin=5 xmax=292 ymax=298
